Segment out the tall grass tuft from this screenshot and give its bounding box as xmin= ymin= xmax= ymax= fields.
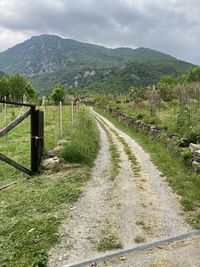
xmin=61 ymin=108 xmax=99 ymax=166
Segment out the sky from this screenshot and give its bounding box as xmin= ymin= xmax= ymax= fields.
xmin=0 ymin=0 xmax=199 ymax=64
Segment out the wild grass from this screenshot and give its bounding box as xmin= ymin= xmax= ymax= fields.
xmin=134 ymin=235 xmax=145 ymax=243
xmin=95 ymin=117 xmax=120 ymax=180
xmin=97 ymin=230 xmax=122 ymax=252
xmin=109 ymin=141 xmax=121 ymax=180
xmin=136 ymin=220 xmax=151 ymax=233
xmin=61 ymin=108 xmax=99 ymax=166
xmin=95 ymin=108 xmax=200 ymax=229
xmin=0 ymin=168 xmax=90 ymax=267
xmin=115 ymin=132 xmax=141 ymax=176
xmin=97 ymin=116 xmax=140 ymax=176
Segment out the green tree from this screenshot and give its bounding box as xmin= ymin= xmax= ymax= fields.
xmin=0 ymin=74 xmax=36 ymax=101
xmin=51 ymin=83 xmax=65 ymax=104
xmin=9 ymin=74 xmax=27 ymax=100
xmin=157 ymin=75 xmax=177 ymax=101
xmin=187 ymin=66 xmax=200 ymax=82
xmin=0 ymin=77 xmax=10 ymax=99
xmin=25 ymin=82 xmax=36 ymax=100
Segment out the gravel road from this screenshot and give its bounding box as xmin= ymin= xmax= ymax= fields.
xmin=48 ymin=109 xmax=193 ymax=267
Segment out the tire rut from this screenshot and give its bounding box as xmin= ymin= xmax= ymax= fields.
xmin=92 ymin=110 xmax=191 ymax=240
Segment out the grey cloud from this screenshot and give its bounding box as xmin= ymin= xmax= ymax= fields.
xmin=0 ymin=0 xmax=200 ymax=64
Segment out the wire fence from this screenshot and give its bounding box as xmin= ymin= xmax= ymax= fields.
xmin=0 ymin=102 xmax=31 ymax=171
xmin=0 ymin=99 xmax=75 ymax=185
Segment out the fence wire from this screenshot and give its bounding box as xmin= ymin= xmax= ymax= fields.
xmin=0 ymin=103 xmax=31 ymax=164
xmin=0 ymin=102 xmax=31 ymax=183
xmin=0 ymin=102 xmax=73 ymax=185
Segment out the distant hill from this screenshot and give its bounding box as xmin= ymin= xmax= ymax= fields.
xmin=0 ymin=70 xmax=7 ymax=77
xmin=84 ymin=60 xmax=194 ymax=92
xmin=0 ymin=34 xmax=194 ymax=94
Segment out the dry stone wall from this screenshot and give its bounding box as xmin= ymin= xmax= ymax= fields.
xmin=106 ymin=108 xmax=200 ymax=172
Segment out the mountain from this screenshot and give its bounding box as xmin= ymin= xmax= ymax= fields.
xmin=84 ymin=60 xmax=194 ymax=92
xmin=0 ymin=34 xmax=194 ymax=94
xmin=0 ymin=70 xmax=7 ymax=77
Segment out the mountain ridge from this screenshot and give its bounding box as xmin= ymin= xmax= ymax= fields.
xmin=0 ymin=34 xmax=194 ymax=94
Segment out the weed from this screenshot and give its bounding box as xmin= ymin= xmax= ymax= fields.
xmin=112 ymin=129 xmax=141 ymax=176
xmin=136 ymin=220 xmax=151 ymax=232
xmin=181 ymin=197 xmax=194 ymax=211
xmin=96 ymin=115 xmax=141 ymax=176
xmin=94 ymin=115 xmax=120 ymax=180
xmin=97 ymin=231 xmax=122 ymax=252
xmin=136 ymin=220 xmax=145 ymax=226
xmin=109 ymin=142 xmax=120 ymax=180
xmin=134 ymin=235 xmax=145 ymax=243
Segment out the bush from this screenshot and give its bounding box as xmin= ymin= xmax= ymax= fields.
xmin=183 ymin=127 xmax=200 ymax=143
xmin=61 ymin=108 xmax=99 ymax=166
xmin=136 ymin=113 xmax=144 ymax=119
xmin=180 ymin=149 xmax=193 ymax=163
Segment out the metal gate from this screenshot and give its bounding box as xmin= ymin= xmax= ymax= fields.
xmin=0 ymin=100 xmax=44 ymax=175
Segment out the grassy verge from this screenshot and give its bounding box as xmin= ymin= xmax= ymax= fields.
xmin=61 ymin=108 xmax=99 ymax=167
xmin=95 ymin=108 xmax=200 ymax=229
xmin=0 ymin=168 xmax=90 ymax=267
xmin=0 ymin=106 xmax=100 ymax=266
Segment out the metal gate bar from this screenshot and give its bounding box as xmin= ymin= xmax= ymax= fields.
xmin=0 ymin=100 xmax=44 ymax=175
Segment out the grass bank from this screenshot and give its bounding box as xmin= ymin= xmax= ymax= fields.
xmin=95 ymin=108 xmax=200 ymax=229
xmin=61 ymin=107 xmax=99 ymax=166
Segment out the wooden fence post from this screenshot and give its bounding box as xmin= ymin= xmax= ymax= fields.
xmin=59 ymin=101 xmax=63 ymax=137
xmin=31 ymin=106 xmax=37 ymax=173
xmin=31 ymin=108 xmax=44 ymax=173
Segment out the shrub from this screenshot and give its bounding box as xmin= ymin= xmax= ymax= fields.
xmin=136 ymin=113 xmax=144 ymax=119
xmin=180 ymin=149 xmax=193 ymax=163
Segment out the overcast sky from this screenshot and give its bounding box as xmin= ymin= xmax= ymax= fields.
xmin=0 ymin=0 xmax=199 ymax=64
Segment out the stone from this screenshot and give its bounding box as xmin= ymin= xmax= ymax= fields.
xmin=47 ymin=149 xmax=57 ymax=158
xmin=54 ymin=145 xmax=64 ymax=153
xmin=41 ymin=157 xmax=59 ymax=170
xmin=192 ymin=161 xmax=200 ymax=173
xmin=57 ymin=139 xmax=69 ymax=146
xmin=189 ymin=143 xmax=200 ymax=153
xmin=193 ymin=150 xmax=200 ymax=162
xmin=47 ymin=145 xmax=64 ymax=157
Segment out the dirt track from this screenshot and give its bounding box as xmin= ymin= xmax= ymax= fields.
xmin=48 ymin=109 xmax=195 ymax=267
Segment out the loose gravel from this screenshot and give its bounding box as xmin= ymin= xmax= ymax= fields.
xmin=48 ymin=109 xmax=193 ymax=267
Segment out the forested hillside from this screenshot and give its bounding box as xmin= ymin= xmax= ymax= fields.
xmin=0 ymin=35 xmax=194 ymax=94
